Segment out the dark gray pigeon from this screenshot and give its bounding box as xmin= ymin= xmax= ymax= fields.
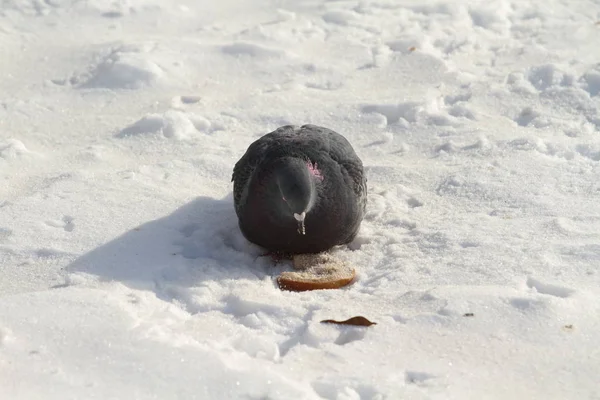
xmin=232 ymin=124 xmax=367 ymax=254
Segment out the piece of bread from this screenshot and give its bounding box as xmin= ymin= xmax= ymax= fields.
xmin=277 ymin=253 xmax=356 ymax=291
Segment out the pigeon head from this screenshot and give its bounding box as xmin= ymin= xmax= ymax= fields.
xmin=271 ymin=157 xmax=317 ymax=235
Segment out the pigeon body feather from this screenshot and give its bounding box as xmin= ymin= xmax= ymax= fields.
xmin=232 ymin=125 xmax=367 ymax=254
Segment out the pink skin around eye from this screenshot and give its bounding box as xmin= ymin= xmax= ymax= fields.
xmin=307 ymin=161 xmax=324 ymax=180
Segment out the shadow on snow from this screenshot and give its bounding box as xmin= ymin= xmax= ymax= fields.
xmin=66 ymin=194 xmax=278 ymax=295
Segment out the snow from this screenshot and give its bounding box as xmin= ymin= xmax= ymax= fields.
xmin=1 ymin=0 xmax=599 ymax=398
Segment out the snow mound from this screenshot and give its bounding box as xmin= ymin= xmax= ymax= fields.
xmin=0 ymin=139 xmax=36 ymax=159
xmin=361 ymin=96 xmax=475 ymax=128
xmin=322 ymin=10 xmax=359 ymax=26
xmin=512 ymin=63 xmax=600 ymax=99
xmin=81 ymin=45 xmax=164 ymax=89
xmin=117 ymin=110 xmax=216 ymax=139
xmin=580 ymin=64 xmax=600 ymax=97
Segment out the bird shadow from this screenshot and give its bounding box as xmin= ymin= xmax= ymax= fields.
xmin=65 ymin=194 xmax=279 ymax=298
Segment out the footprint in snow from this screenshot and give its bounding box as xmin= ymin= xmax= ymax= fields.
xmin=405 ymin=370 xmax=436 ymax=385
xmin=526 ymin=277 xmax=575 ymax=298
xmin=45 ymin=215 xmax=75 ymax=232
xmin=334 ymin=327 xmax=368 ymax=346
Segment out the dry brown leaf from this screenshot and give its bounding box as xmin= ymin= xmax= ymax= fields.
xmin=321 ymin=316 xmax=377 ymax=327
xmin=408 ymin=46 xmax=417 ymax=52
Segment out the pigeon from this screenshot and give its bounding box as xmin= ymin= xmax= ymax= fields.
xmin=232 ymin=124 xmax=367 ymax=254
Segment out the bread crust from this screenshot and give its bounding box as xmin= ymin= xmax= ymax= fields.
xmin=277 ymin=253 xmax=356 ymax=291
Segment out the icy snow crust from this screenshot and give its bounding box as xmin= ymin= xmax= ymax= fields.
xmin=1 ymin=0 xmax=599 ymax=398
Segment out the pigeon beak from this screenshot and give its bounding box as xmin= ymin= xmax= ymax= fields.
xmin=294 ymin=212 xmax=306 ymax=235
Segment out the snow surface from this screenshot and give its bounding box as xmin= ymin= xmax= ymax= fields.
xmin=1 ymin=0 xmax=600 ymax=398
